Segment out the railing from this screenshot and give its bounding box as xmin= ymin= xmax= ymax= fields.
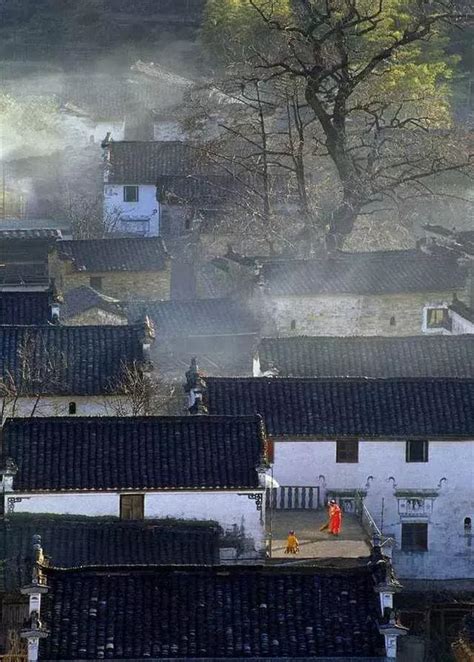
xmin=354 ymin=493 xmax=393 ymax=553
xmin=266 ymin=486 xmax=320 ymax=510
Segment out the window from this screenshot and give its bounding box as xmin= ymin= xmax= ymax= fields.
xmin=120 ymin=494 xmax=144 ymax=520
xmin=390 ymin=316 xmax=396 ymax=326
xmin=89 ymin=276 xmax=102 ymax=290
xmin=68 ymin=402 xmax=77 ymax=415
xmin=123 ymin=185 xmax=139 ymax=202
xmin=464 ymin=517 xmax=472 ymax=533
xmin=401 ymin=522 xmax=428 ymax=551
xmin=426 ymin=307 xmax=449 ymax=329
xmin=406 ymin=440 xmax=429 ymax=463
xmin=336 ymin=440 xmax=359 ymax=463
xmin=290 ymin=320 xmax=296 ymax=331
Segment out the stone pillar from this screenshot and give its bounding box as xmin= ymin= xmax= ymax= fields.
xmin=379 ymin=614 xmax=409 ymax=659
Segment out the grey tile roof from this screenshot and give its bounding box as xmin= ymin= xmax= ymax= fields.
xmin=40 ymin=565 xmax=384 ymax=659
xmin=261 ymin=249 xmax=465 ymax=296
xmin=1 ymin=515 xmax=220 ymax=590
xmin=62 ymin=286 xmax=125 ymax=320
xmin=257 ymin=336 xmax=474 ymax=378
xmin=106 ymin=141 xmax=213 ymax=184
xmin=0 ymin=324 xmax=145 ymax=395
xmin=0 ymin=291 xmax=52 ymax=325
xmin=4 ymin=415 xmax=265 ymax=491
xmin=204 ymin=377 xmax=474 ymax=437
xmin=56 ymin=237 xmax=169 ymax=272
xmin=0 ymin=228 xmax=62 ymax=240
xmin=128 ymin=298 xmax=258 ymax=337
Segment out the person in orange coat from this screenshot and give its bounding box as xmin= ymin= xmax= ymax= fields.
xmin=328 ymin=500 xmax=342 ymax=535
xmin=285 ymin=530 xmax=299 ymax=554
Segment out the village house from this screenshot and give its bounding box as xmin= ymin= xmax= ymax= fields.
xmin=102 ymin=139 xmax=242 ymax=237
xmin=0 ymin=322 xmax=154 ymax=418
xmin=49 ymin=236 xmax=171 ymax=301
xmin=254 ymin=335 xmax=474 ymax=377
xmin=1 ymin=415 xmax=268 ymax=557
xmin=30 ymin=562 xmax=397 ymax=660
xmin=60 ymin=286 xmax=127 ymax=326
xmin=128 ymin=297 xmax=259 ymax=377
xmin=253 ymin=248 xmax=467 ymax=337
xmin=0 ymin=515 xmax=220 ymax=653
xmin=193 ymin=372 xmax=473 ymax=582
xmin=0 ymin=229 xmax=61 ymax=291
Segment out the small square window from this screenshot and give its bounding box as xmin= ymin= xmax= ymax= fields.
xmin=336 ymin=440 xmax=359 ymax=463
xmin=402 ymin=522 xmax=428 ymax=551
xmin=426 ymin=307 xmax=449 ymax=329
xmin=68 ymin=402 xmax=77 ymax=415
xmin=123 ymin=185 xmax=139 ymax=202
xmin=406 ymin=440 xmax=429 ymax=463
xmin=120 ymin=494 xmax=144 ymax=520
xmin=89 ymin=276 xmax=102 ymax=290
xmin=290 ymin=320 xmax=296 ymax=330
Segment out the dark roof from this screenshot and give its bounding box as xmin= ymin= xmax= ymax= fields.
xmin=40 ymin=565 xmax=384 ymax=660
xmin=106 ymin=141 xmax=214 ymax=185
xmin=261 ymin=249 xmax=465 ymax=296
xmin=4 ymin=415 xmax=265 ymax=491
xmin=56 ymin=237 xmax=169 ymax=272
xmin=0 ymin=262 xmax=49 ymax=287
xmin=204 ymin=377 xmax=474 ymax=437
xmin=158 ymin=174 xmax=245 ymax=205
xmin=62 ymin=286 xmax=125 ymax=320
xmin=257 ymin=336 xmax=474 ymax=378
xmin=0 ymin=325 xmax=145 ymax=396
xmin=450 ymin=299 xmax=474 ymax=324
xmin=1 ymin=515 xmax=220 ymax=590
xmin=0 ymin=291 xmax=52 ymax=325
xmin=128 ymin=298 xmax=258 ymax=337
xmin=0 ymin=228 xmax=62 ymax=240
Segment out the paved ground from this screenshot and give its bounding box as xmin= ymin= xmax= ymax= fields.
xmin=268 ymin=509 xmax=370 ymax=560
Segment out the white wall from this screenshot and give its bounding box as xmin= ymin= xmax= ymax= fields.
xmin=272 ymin=439 xmax=473 ymax=580
xmin=8 ymin=490 xmax=266 ymax=552
xmin=2 ymin=396 xmax=132 ymax=418
xmin=103 ymin=184 xmax=160 ymax=236
xmin=450 ymin=310 xmax=474 ymax=334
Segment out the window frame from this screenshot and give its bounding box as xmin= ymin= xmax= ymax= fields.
xmin=68 ymin=402 xmax=77 ymax=415
xmin=401 ymin=522 xmax=428 ymax=552
xmin=123 ymin=185 xmax=139 ymax=203
xmin=120 ymin=494 xmax=144 ymax=520
xmin=336 ymin=439 xmax=359 ymax=464
xmin=406 ymin=440 xmax=429 ymax=463
xmin=426 ymin=306 xmax=450 ymax=330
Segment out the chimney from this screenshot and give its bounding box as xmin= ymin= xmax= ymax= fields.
xmin=184 ymin=358 xmax=208 ymax=414
xmin=141 ymin=316 xmax=155 ymax=371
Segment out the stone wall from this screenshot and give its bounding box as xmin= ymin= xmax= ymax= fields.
xmin=62 ymin=308 xmax=127 ymax=326
xmin=257 ymin=289 xmax=466 ymax=337
xmin=50 ymin=254 xmax=171 ymax=301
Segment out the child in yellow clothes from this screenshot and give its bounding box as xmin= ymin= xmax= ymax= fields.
xmin=285 ymin=530 xmax=299 ymax=554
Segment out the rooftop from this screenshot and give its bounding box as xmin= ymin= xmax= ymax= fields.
xmin=0 ymin=228 xmax=62 ymax=240
xmin=1 ymin=515 xmax=220 ymax=591
xmin=39 ymin=565 xmax=384 ymax=659
xmin=61 ymin=286 xmax=125 ymax=320
xmin=55 ymin=236 xmax=169 ymax=272
xmin=257 ymin=335 xmax=474 ymax=378
xmin=0 ymin=324 xmax=146 ymax=396
xmin=260 ymin=249 xmax=465 ymax=296
xmin=204 ymin=377 xmax=474 ymax=437
xmin=106 ymin=141 xmax=216 ymax=184
xmin=0 ymin=291 xmax=52 ymax=325
xmin=128 ymin=298 xmax=258 ymax=337
xmin=3 ymin=415 xmax=266 ymax=491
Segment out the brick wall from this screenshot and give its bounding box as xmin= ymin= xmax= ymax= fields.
xmin=257 ymin=290 xmax=466 ymax=337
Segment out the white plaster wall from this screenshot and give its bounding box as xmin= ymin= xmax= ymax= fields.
xmin=9 ymin=491 xmax=266 ymax=551
xmin=103 ymin=184 xmax=159 ymax=236
xmin=2 ymin=396 xmax=132 ymax=418
xmin=95 ymin=121 xmax=125 ymax=143
xmin=450 ymin=311 xmax=474 ymax=334
xmin=146 ymin=492 xmax=265 ymax=550
xmin=273 ymin=439 xmax=473 ymax=579
xmin=10 ymin=493 xmax=119 ymax=516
